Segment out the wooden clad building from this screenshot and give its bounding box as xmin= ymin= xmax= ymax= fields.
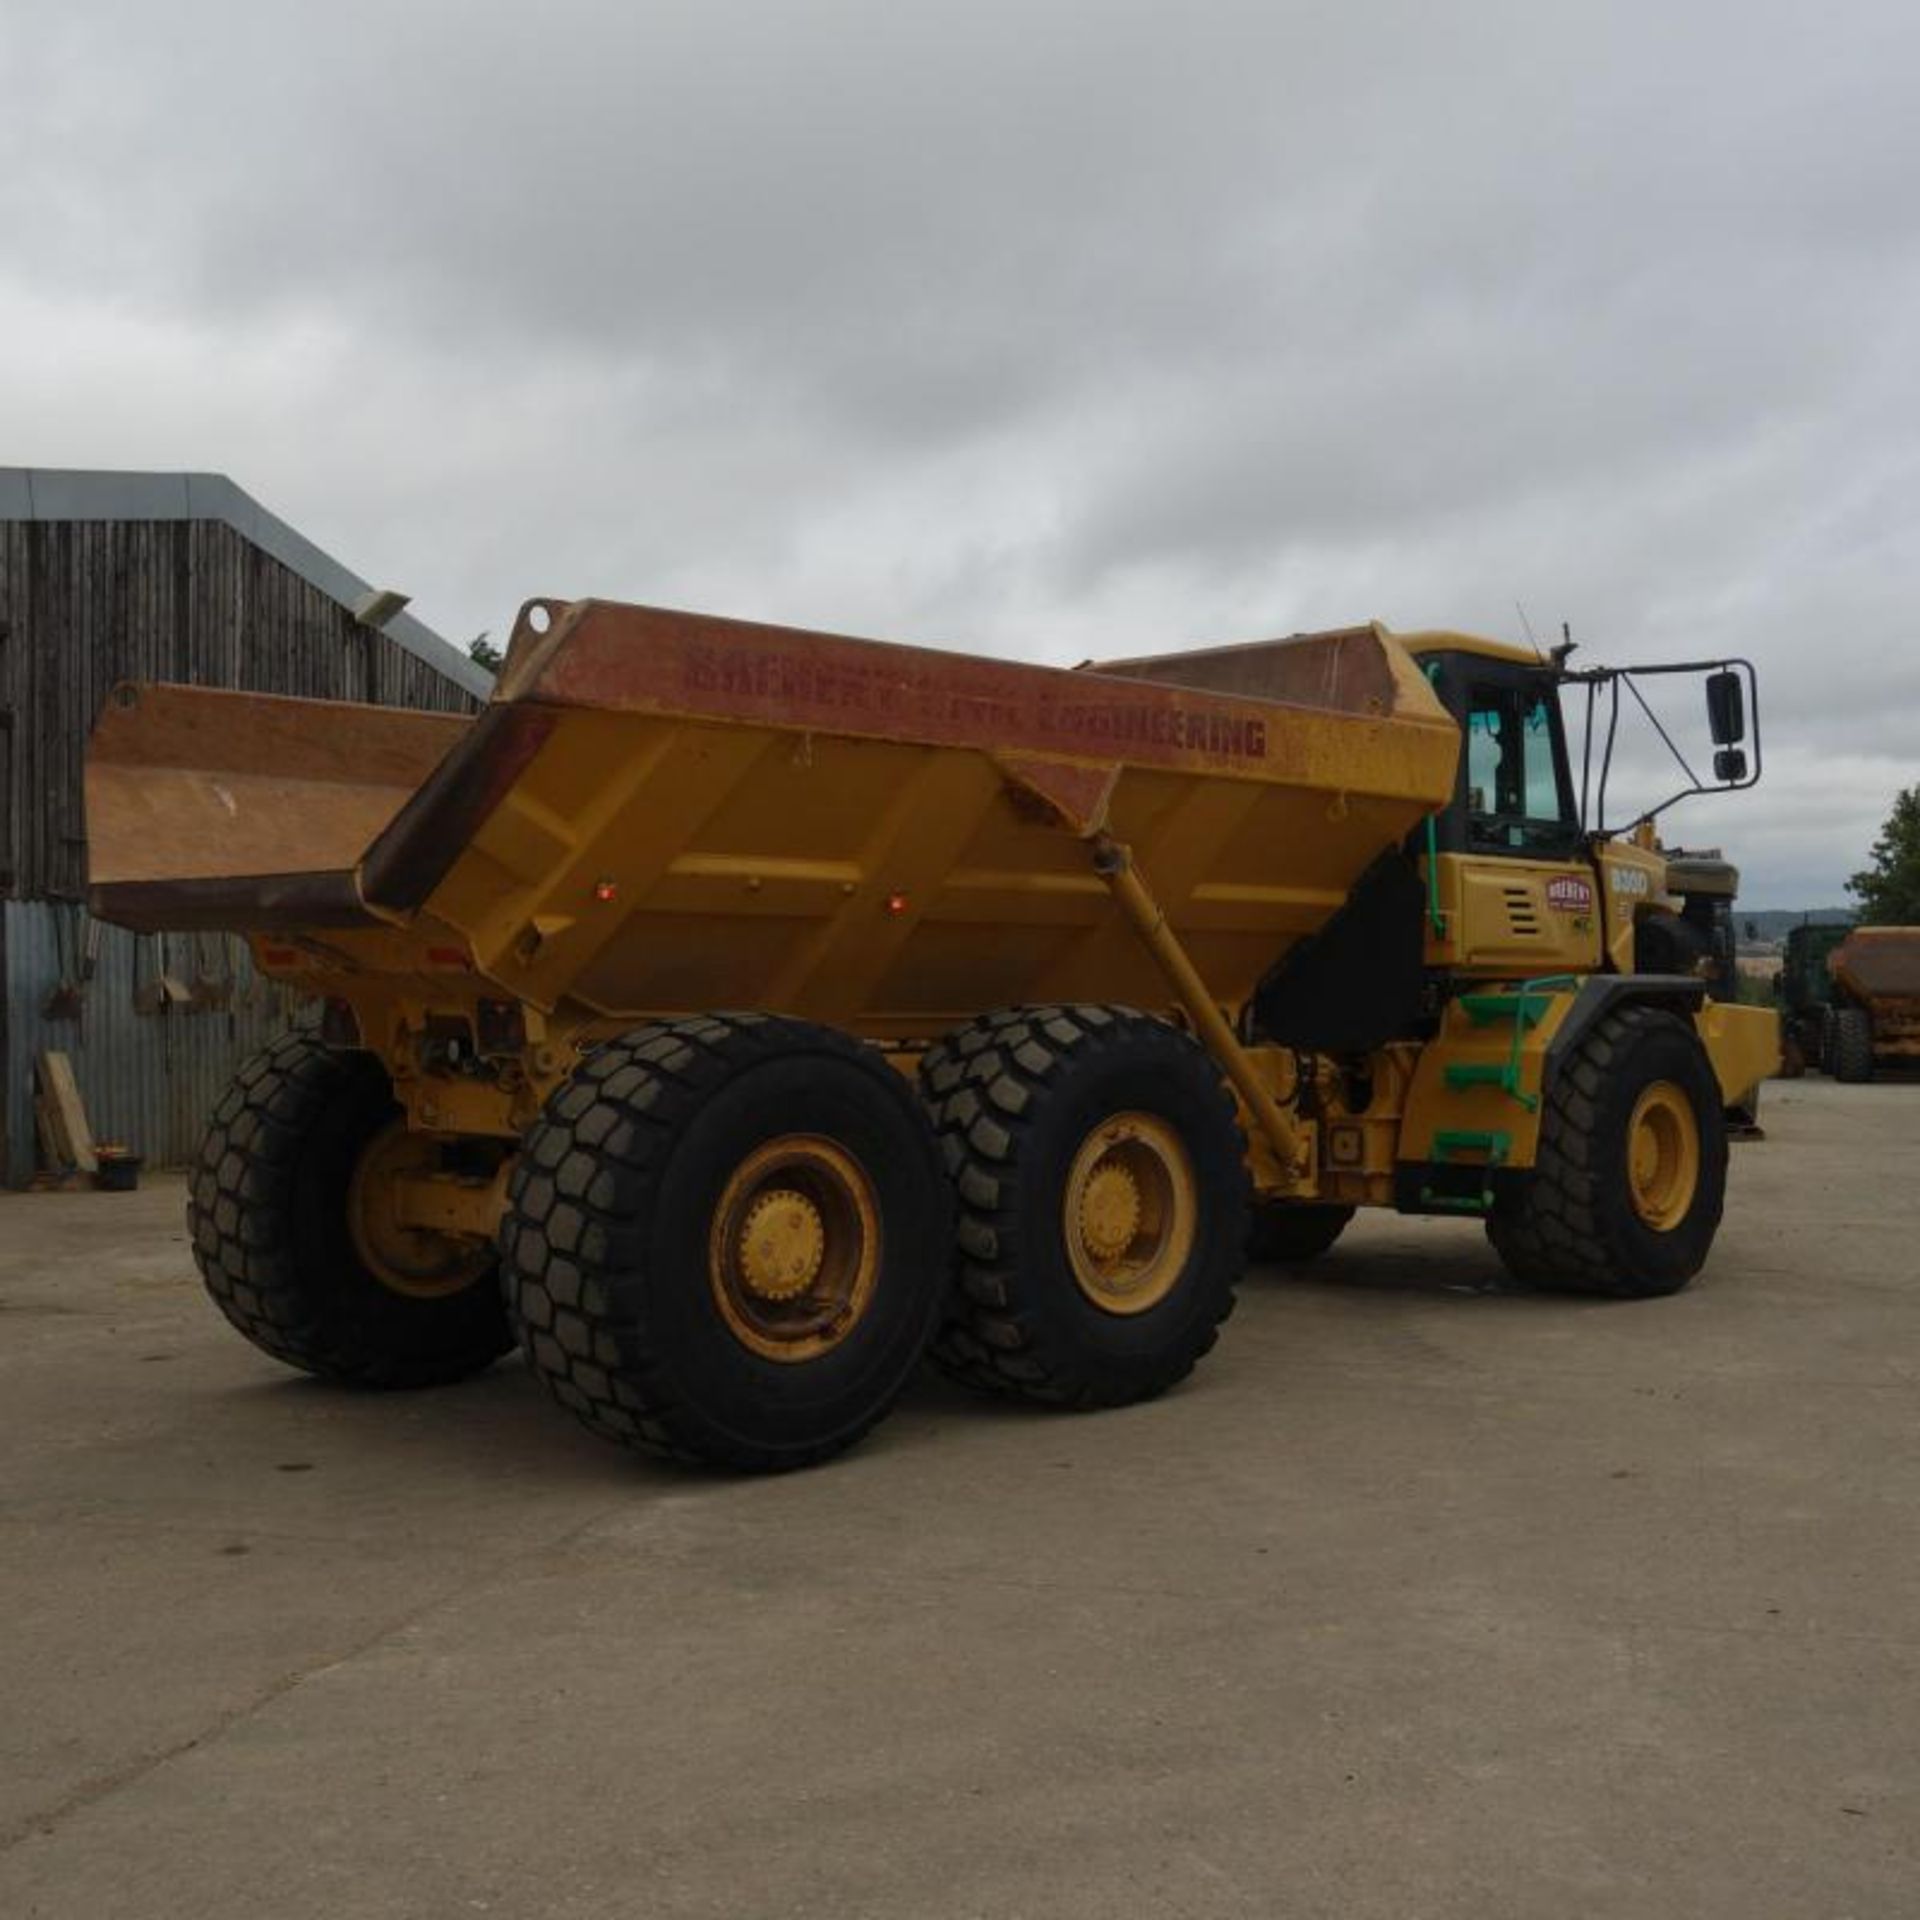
xmin=0 ymin=467 xmax=489 ymax=1183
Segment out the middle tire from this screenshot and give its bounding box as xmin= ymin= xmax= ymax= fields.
xmin=922 ymin=1004 xmax=1250 ymax=1407
xmin=499 ymin=1014 xmax=950 ymax=1472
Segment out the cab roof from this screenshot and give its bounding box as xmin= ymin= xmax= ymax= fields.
xmin=1394 ymin=629 xmax=1546 ymax=669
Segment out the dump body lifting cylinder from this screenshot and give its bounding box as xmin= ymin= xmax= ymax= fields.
xmin=1089 ymin=834 xmax=1309 ymax=1186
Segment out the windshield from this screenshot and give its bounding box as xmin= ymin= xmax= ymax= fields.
xmin=1465 ymin=687 xmax=1577 ymax=853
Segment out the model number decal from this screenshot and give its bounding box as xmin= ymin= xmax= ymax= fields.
xmin=1546 ymin=875 xmax=1595 ymax=912
xmin=1609 ymin=868 xmax=1652 ymax=898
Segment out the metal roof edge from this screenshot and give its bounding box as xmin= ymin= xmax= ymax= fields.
xmin=0 ymin=465 xmax=494 ymax=700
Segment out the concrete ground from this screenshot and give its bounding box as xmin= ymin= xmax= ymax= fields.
xmin=1 ymin=1077 xmax=1914 ymax=1919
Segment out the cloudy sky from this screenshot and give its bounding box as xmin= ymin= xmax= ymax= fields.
xmin=6 ymin=0 xmax=1916 ymax=903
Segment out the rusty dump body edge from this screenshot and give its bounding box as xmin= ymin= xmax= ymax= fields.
xmin=1832 ymin=927 xmax=1920 ymax=1006
xmin=87 ymin=686 xmax=474 ymax=931
xmin=87 ymin=597 xmax=1461 ymax=1036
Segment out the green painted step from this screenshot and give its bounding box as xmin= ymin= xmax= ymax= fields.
xmin=1432 ymin=1128 xmax=1512 ymax=1162
xmin=1441 ymin=1059 xmax=1540 ymax=1110
xmin=1443 ymin=1060 xmax=1516 ymax=1089
xmin=1458 ymin=991 xmax=1551 ymax=1028
xmin=1420 ymin=1128 xmax=1512 ymax=1215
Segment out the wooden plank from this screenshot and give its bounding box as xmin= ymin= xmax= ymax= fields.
xmin=36 ymin=1048 xmax=97 ymax=1173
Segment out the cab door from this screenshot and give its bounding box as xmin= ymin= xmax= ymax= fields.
xmin=1421 ymin=658 xmax=1603 ymax=976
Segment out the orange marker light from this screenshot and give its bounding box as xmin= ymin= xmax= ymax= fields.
xmin=593 ymin=878 xmax=619 ymax=903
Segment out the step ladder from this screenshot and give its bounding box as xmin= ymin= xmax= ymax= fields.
xmin=1421 ymin=976 xmax=1577 ymax=1213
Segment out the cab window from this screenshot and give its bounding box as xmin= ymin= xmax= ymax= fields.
xmin=1465 ymin=687 xmax=1576 ymax=853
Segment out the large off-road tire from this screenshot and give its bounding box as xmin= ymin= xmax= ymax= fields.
xmin=1247 ymin=1202 xmax=1354 ymax=1265
xmin=498 ymin=1014 xmax=949 ymax=1472
xmin=1818 ymin=1009 xmax=1839 ymax=1077
xmin=189 ymin=1034 xmax=512 ymax=1387
xmin=921 ymin=1005 xmax=1249 ymax=1407
xmin=1485 ymin=1003 xmax=1727 ymax=1299
xmin=1831 ymin=1006 xmax=1875 ymax=1084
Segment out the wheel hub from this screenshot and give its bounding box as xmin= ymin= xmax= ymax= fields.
xmin=1062 ymin=1112 xmax=1197 ymax=1316
xmin=1078 ymin=1162 xmax=1142 ymax=1262
xmin=738 ymin=1189 xmax=827 ymax=1301
xmin=1625 ymin=1080 xmax=1700 ymax=1233
xmin=708 ymin=1135 xmax=882 ymax=1363
xmin=346 ymin=1120 xmax=494 ymax=1300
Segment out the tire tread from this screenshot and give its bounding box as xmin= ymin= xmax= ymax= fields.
xmin=499 ymin=1013 xmax=931 ymax=1471
xmin=189 ymin=1032 xmax=507 ymax=1387
xmin=1487 ymin=1003 xmax=1720 ymax=1298
xmin=921 ymin=1004 xmax=1247 ymax=1405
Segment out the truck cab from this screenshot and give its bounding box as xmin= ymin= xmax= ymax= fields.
xmin=1402 ymin=633 xmax=1748 ymax=991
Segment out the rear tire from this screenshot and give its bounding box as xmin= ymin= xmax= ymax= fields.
xmin=499 ymin=1015 xmax=949 ymax=1472
xmin=189 ymin=1034 xmax=511 ymax=1387
xmin=1832 ymin=1006 xmax=1875 ymax=1084
xmin=921 ymin=1005 xmax=1249 ymax=1407
xmin=1486 ymin=1004 xmax=1726 ymax=1299
xmin=1248 ymin=1202 xmax=1354 ymax=1264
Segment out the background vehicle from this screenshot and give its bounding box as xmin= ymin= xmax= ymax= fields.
xmin=1775 ymin=922 xmax=1851 ymax=1077
xmin=86 ymin=600 xmax=1778 ymax=1469
xmin=1824 ymin=928 xmax=1920 ymax=1082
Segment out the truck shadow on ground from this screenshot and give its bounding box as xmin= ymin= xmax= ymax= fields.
xmin=203 ymin=1234 xmax=1540 ymax=1494
xmin=226 ymin=1363 xmax=662 ymax=1487
xmin=1251 ymin=1242 xmax=1523 ymax=1300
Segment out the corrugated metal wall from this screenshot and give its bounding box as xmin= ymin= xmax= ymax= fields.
xmin=3 ymin=901 xmax=306 ymax=1185
xmin=0 ymin=517 xmax=478 ymax=901
xmin=0 ymin=506 xmax=483 ymax=1182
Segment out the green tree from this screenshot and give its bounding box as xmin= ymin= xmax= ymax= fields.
xmin=468 ymin=632 xmax=504 ymax=674
xmin=1847 ymin=785 xmax=1920 ymax=924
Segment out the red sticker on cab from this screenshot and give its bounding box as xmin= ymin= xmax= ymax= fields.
xmin=1545 ymin=875 xmax=1595 ymax=913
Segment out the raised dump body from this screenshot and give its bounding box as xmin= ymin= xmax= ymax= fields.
xmin=84 ymin=595 xmax=1778 ymax=1473
xmin=90 ymin=598 xmax=1460 ymax=1037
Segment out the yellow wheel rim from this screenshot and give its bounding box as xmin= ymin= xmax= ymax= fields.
xmin=1625 ymin=1080 xmax=1701 ymax=1232
xmin=346 ymin=1121 xmax=494 ymax=1300
xmin=1063 ymin=1112 xmax=1196 ymax=1316
xmin=709 ymin=1135 xmax=881 ymax=1363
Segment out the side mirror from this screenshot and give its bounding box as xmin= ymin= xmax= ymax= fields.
xmin=1706 ymin=669 xmax=1745 ymax=745
xmin=1714 ymin=747 xmax=1748 ymax=783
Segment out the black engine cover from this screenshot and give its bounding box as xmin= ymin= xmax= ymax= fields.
xmin=1248 ymin=848 xmax=1430 ymax=1054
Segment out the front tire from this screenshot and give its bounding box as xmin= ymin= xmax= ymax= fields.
xmin=189 ymin=1035 xmax=511 ymax=1387
xmin=499 ymin=1015 xmax=949 ymax=1472
xmin=1486 ymin=1004 xmax=1727 ymax=1299
xmin=921 ymin=1005 xmax=1249 ymax=1407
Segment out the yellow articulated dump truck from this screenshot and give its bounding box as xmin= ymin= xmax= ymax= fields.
xmin=87 ymin=600 xmax=1779 ymax=1470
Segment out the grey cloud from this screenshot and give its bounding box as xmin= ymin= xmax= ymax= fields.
xmin=3 ymin=0 xmax=1917 ymax=902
